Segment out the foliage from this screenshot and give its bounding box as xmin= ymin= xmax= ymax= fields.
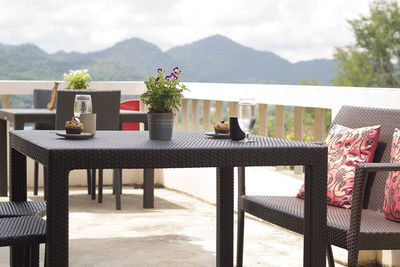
xmin=141 ymin=67 xmax=188 ymax=113
xmin=63 ymin=69 xmax=92 ymax=89
xmin=286 ymin=132 xmax=314 ymax=142
xmin=300 ymin=77 xmax=319 ymax=85
xmin=333 ymin=0 xmax=400 ymax=87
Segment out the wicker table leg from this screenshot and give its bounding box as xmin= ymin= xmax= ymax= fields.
xmin=143 ymin=169 xmax=154 ymax=208
xmin=0 ymin=119 xmax=7 ymax=196
xmin=216 ymin=167 xmax=234 ymax=267
xmin=303 ymin=161 xmax=327 ymax=266
xmin=46 ymin=166 xmax=69 ymax=267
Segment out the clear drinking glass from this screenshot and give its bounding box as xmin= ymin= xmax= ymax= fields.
xmin=238 ymin=98 xmax=256 ymax=143
xmin=74 ymin=94 xmax=92 ymax=116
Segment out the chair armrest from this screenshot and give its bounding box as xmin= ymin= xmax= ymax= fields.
xmin=348 ymin=162 xmax=400 ymax=244
xmin=355 ymin=162 xmax=400 ymax=173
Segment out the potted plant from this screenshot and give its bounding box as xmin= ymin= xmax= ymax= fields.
xmin=63 ymin=69 xmax=92 ymax=89
xmin=47 ymin=69 xmax=92 ymax=110
xmin=141 ymin=67 xmax=188 ymax=140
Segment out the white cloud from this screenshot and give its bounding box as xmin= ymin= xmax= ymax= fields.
xmin=0 ymin=0 xmax=389 ymax=62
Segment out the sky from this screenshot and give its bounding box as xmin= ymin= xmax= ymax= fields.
xmin=0 ymin=0 xmax=385 ymax=63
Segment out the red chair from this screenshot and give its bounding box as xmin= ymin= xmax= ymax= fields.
xmin=120 ymin=99 xmax=140 ymax=130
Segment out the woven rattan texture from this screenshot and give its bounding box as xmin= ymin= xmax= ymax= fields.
xmin=0 ymin=201 xmax=46 ymax=218
xmin=10 ymin=129 xmax=327 ymax=267
xmin=237 ymin=106 xmax=400 ymax=267
xmin=0 ymin=215 xmax=46 ymax=247
xmin=240 ymin=195 xmax=400 ymax=250
xmin=0 ymin=109 xmax=56 ymax=127
xmin=10 ymin=131 xmax=325 ymax=170
xmin=33 ymin=89 xmax=54 ymax=130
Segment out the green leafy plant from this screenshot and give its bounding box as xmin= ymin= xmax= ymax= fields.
xmin=141 ymin=67 xmax=188 ymax=113
xmin=63 ymin=69 xmax=92 ymax=89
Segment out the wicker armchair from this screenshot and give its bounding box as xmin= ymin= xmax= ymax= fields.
xmin=237 ymin=106 xmax=400 ymax=267
xmin=55 ymin=89 xmax=121 ymax=207
xmin=3 ymin=215 xmax=46 ymax=266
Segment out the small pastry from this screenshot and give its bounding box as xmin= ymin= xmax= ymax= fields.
xmin=65 ymin=118 xmax=84 ymax=134
xmin=214 ymin=120 xmax=230 ymax=134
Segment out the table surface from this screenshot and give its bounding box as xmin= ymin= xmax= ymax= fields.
xmin=9 ymin=130 xmax=327 ymax=267
xmin=0 ymin=108 xmax=148 ymax=196
xmin=10 ymin=130 xmax=324 ymax=168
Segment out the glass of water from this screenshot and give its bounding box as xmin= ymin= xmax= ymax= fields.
xmin=238 ymin=98 xmax=256 ymax=143
xmin=74 ymin=94 xmax=92 ymax=116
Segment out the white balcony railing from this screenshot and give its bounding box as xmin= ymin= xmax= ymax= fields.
xmin=1 ymin=80 xmax=399 ymax=175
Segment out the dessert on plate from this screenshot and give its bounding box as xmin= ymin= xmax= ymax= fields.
xmin=65 ymin=117 xmax=84 ymax=134
xmin=214 ymin=120 xmax=230 ymax=134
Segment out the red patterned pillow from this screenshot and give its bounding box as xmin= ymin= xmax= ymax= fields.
xmin=297 ymin=124 xmax=381 ymax=209
xmin=383 ymin=129 xmax=400 ymax=221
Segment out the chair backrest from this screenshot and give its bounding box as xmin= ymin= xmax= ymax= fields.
xmin=332 ymin=105 xmax=400 ymax=211
xmin=55 ymin=90 xmax=121 ymax=130
xmin=120 ymin=99 xmax=140 ymax=131
xmin=33 ymin=89 xmax=54 ymax=130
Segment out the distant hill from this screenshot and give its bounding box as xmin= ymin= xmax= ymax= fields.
xmin=0 ymin=35 xmax=336 ymax=85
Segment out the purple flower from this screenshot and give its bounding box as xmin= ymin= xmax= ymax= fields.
xmin=173 ymin=67 xmax=179 ymax=73
xmin=165 ymin=75 xmax=170 ymax=80
xmin=171 ymin=73 xmax=178 ymax=79
xmin=155 ymin=77 xmax=159 ymax=81
xmin=157 ymin=68 xmax=163 ymax=72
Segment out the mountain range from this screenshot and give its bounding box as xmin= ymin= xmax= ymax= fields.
xmin=0 ymin=35 xmax=336 ymax=85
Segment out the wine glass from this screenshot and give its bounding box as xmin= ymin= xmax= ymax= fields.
xmin=238 ymin=98 xmax=256 ymax=143
xmin=74 ymin=94 xmax=92 ymax=117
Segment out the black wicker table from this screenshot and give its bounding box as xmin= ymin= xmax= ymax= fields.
xmin=9 ymin=130 xmax=327 ymax=267
xmin=0 ymin=108 xmax=148 ymax=196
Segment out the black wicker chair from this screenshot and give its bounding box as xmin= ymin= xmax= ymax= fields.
xmin=2 ymin=215 xmax=46 ymax=266
xmin=237 ymin=106 xmax=400 ymax=267
xmin=55 ymin=89 xmax=122 ymax=209
xmin=33 ymin=89 xmax=55 ymax=196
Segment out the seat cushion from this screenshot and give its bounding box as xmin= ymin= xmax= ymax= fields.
xmin=241 ymin=195 xmax=400 ymax=249
xmin=297 ymin=124 xmax=381 ymax=208
xmin=0 ymin=215 xmax=46 ymax=247
xmin=384 ymin=129 xmax=400 ymax=222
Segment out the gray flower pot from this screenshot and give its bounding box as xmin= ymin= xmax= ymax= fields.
xmin=148 ymin=113 xmax=175 ymax=140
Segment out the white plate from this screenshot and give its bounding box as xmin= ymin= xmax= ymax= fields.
xmin=54 ymin=131 xmax=94 ymax=140
xmin=205 ymin=132 xmax=230 ymax=139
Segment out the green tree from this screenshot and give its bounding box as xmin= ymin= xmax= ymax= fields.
xmin=333 ymin=0 xmax=400 ymax=87
xmin=300 ymin=77 xmax=319 ymax=85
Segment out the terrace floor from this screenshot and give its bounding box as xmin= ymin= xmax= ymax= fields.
xmin=0 ymin=186 xmax=344 ymax=266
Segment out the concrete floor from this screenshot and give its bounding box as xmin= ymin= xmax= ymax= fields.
xmin=0 ymin=187 xmax=342 ymax=266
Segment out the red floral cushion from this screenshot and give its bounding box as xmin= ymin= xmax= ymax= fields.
xmin=297 ymin=124 xmax=381 ymax=209
xmin=383 ymin=129 xmax=400 ymax=222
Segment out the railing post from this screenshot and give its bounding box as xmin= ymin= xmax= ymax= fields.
xmin=192 ymin=99 xmax=199 ymax=130
xmin=228 ymin=102 xmax=237 ymax=117
xmin=203 ymin=100 xmax=211 ymax=131
xmin=294 ymin=106 xmax=303 ymax=174
xmin=181 ymin=98 xmax=189 ymax=130
xmin=258 ymin=104 xmax=267 ymax=136
xmin=173 ymin=108 xmax=179 ymax=131
xmin=313 ymin=108 xmax=325 ymax=141
xmin=215 ymin=101 xmax=223 ymax=122
xmin=1 ymin=95 xmax=9 ymax=108
xmin=276 ymin=105 xmax=285 ymax=170
xmin=140 ymin=99 xmax=147 ymax=131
